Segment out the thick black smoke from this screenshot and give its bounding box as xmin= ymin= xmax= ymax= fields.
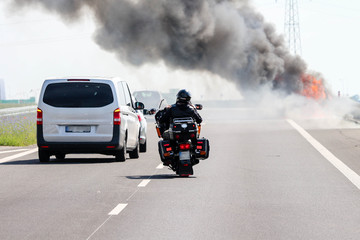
xmin=10 ymin=0 xmax=309 ymax=94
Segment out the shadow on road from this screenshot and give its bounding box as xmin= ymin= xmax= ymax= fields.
xmin=1 ymin=157 xmax=122 ymax=165
xmin=126 ymin=174 xmax=196 ymax=179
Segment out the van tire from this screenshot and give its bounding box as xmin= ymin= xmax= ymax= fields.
xmin=115 ymin=139 xmax=127 ymax=162
xmin=39 ymin=149 xmax=50 ymax=163
xmin=129 ymin=143 xmax=139 ymax=159
xmin=140 ymin=140 xmax=147 ymax=153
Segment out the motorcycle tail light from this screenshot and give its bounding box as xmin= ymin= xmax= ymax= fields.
xmin=166 ymin=147 xmax=172 ymax=151
xmin=197 ymin=145 xmax=203 ymax=150
xmin=179 ymin=143 xmax=190 ymax=150
xmin=190 ymin=133 xmax=195 ymax=138
xmin=175 ymin=134 xmax=180 ymax=140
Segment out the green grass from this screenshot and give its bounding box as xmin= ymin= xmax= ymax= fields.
xmin=0 ymin=113 xmax=36 ymax=146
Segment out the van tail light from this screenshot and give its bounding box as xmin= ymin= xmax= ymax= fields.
xmin=179 ymin=143 xmax=191 ymax=150
xmin=113 ymin=108 xmax=121 ymax=125
xmin=137 ymin=114 xmax=142 ymax=122
xmin=37 ymin=108 xmax=43 ymax=125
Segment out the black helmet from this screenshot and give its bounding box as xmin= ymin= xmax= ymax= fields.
xmin=176 ymin=89 xmax=191 ymax=104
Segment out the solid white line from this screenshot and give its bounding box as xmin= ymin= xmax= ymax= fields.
xmin=0 ymin=148 xmax=38 ymax=164
xmin=156 ymin=163 xmax=164 ymax=169
xmin=108 ymin=203 xmax=128 ymax=216
xmin=138 ymin=179 xmax=151 ymax=187
xmin=287 ymin=119 xmax=360 ymax=190
xmin=0 ymin=149 xmax=27 ymax=154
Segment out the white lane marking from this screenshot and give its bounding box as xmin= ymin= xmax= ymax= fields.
xmin=0 ymin=148 xmax=38 ymax=164
xmin=108 ymin=203 xmax=128 ymax=216
xmin=287 ymin=119 xmax=360 ymax=190
xmin=138 ymin=179 xmax=151 ymax=187
xmin=156 ymin=163 xmax=164 ymax=169
xmin=0 ymin=149 xmax=27 ymax=154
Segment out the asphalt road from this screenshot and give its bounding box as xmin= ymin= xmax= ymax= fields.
xmin=1 ymin=108 xmax=360 ymax=240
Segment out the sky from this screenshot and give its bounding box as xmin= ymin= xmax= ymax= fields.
xmin=0 ymin=0 xmax=360 ymax=100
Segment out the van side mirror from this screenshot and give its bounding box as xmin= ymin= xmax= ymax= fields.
xmin=134 ymin=102 xmax=144 ymax=110
xmin=195 ymin=104 xmax=203 ymax=110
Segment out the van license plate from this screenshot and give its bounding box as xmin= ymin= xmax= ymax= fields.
xmin=179 ymin=151 xmax=190 ymax=160
xmin=65 ymin=126 xmax=91 ymax=133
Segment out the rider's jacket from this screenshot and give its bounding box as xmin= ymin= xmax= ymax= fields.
xmin=157 ymin=102 xmax=202 ymax=130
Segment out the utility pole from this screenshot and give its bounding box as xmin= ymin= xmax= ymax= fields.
xmin=284 ymin=0 xmax=302 ymax=55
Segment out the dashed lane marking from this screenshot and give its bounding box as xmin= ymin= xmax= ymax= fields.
xmin=138 ymin=179 xmax=151 ymax=187
xmin=0 ymin=148 xmax=38 ymax=164
xmin=87 ymin=163 xmax=162 ymax=239
xmin=156 ymin=163 xmax=164 ymax=169
xmin=287 ymin=119 xmax=360 ymax=190
xmin=108 ymin=203 xmax=128 ymax=216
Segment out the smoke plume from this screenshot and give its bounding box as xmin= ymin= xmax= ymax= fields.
xmin=10 ymin=0 xmax=311 ymax=94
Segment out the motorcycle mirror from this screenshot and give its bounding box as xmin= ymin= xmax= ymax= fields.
xmin=149 ymin=108 xmax=157 ymax=115
xmin=195 ymin=104 xmax=203 ymax=110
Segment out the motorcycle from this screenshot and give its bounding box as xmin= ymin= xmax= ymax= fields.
xmin=155 ymin=104 xmax=209 ymax=177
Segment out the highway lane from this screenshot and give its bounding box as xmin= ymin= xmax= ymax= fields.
xmin=1 ymin=108 xmax=360 ymax=239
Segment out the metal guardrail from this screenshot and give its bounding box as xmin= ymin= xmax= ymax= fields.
xmin=0 ymin=106 xmax=37 ymax=117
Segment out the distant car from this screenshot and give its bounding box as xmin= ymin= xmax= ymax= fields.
xmin=133 ymin=90 xmax=168 ymax=112
xmin=37 ymin=77 xmax=144 ymax=162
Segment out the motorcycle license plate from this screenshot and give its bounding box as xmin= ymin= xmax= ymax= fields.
xmin=179 ymin=151 xmax=190 ymax=160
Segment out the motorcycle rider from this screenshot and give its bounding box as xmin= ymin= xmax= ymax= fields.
xmin=156 ymin=89 xmax=202 ymax=136
xmin=156 ymin=89 xmax=203 ymax=167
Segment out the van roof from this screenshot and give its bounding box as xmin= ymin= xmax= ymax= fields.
xmin=44 ymin=76 xmax=125 ymax=83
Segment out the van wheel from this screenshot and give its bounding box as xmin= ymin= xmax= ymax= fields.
xmin=55 ymin=154 xmax=65 ymax=160
xmin=129 ymin=143 xmax=139 ymax=159
xmin=39 ymin=149 xmax=50 ymax=163
xmin=140 ymin=140 xmax=147 ymax=153
xmin=115 ymin=139 xmax=127 ymax=162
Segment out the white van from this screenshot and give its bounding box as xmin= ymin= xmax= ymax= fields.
xmin=36 ymin=77 xmax=144 ymax=162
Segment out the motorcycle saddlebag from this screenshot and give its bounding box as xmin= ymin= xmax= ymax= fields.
xmin=158 ymin=140 xmax=174 ymax=161
xmin=195 ymin=138 xmax=210 ymax=160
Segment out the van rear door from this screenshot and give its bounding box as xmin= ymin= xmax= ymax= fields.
xmin=40 ymin=81 xmax=116 ymax=142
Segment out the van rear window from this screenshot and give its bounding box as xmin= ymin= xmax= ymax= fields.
xmin=43 ymin=82 xmax=114 ymax=108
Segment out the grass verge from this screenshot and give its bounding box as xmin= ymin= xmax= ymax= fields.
xmin=0 ymin=113 xmax=36 ymax=146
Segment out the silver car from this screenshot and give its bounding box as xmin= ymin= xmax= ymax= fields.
xmin=133 ymin=90 xmax=168 ymax=112
xmin=133 ymin=96 xmax=147 ymax=152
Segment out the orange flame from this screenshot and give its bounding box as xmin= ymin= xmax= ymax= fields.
xmin=301 ymin=74 xmax=326 ymax=100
